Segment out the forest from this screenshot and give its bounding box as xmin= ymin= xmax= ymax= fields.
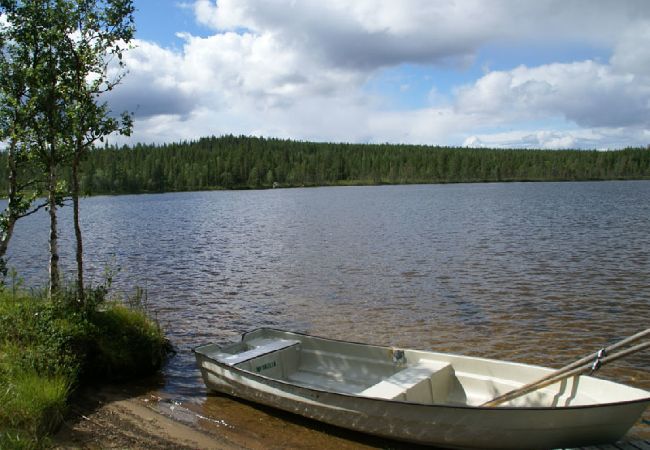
xmin=1 ymin=135 xmax=650 ymax=195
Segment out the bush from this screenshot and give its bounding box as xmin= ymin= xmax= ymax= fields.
xmin=85 ymin=302 xmax=170 ymax=381
xmin=0 ymin=297 xmax=92 ymax=378
xmin=0 ymin=285 xmax=171 ymax=448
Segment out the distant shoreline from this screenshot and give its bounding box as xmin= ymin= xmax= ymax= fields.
xmin=63 ymin=176 xmax=650 ymax=198
xmin=2 ymin=177 xmax=649 ymax=202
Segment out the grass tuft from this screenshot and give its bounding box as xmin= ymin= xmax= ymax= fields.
xmin=0 ymin=340 xmax=69 ymax=449
xmin=86 ymin=302 xmax=170 ymax=381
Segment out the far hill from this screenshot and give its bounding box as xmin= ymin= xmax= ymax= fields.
xmin=2 ymin=135 xmax=649 ymax=195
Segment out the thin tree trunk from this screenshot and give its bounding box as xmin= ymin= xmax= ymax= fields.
xmin=0 ymin=140 xmax=20 ymax=262
xmin=0 ymin=219 xmax=16 ymax=263
xmin=48 ymin=161 xmax=60 ymax=296
xmin=72 ymin=156 xmax=84 ymax=304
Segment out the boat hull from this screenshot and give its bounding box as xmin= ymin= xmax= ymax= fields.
xmin=194 ymin=329 xmax=650 ymax=449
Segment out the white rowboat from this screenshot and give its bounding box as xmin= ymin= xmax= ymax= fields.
xmin=194 ymin=328 xmax=650 ymax=449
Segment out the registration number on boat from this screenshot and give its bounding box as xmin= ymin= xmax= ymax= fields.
xmin=256 ymin=361 xmax=276 ymax=372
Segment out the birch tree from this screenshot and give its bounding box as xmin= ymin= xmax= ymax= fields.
xmin=0 ymin=0 xmax=134 ymax=298
xmin=0 ymin=15 xmax=33 ymax=275
xmin=0 ymin=0 xmax=61 ymax=284
xmin=62 ymin=0 xmax=134 ymax=303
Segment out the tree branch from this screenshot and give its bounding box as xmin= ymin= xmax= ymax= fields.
xmin=17 ymin=200 xmax=48 ymax=219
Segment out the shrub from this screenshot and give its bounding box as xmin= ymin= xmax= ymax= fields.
xmin=85 ymin=302 xmax=170 ymax=381
xmin=0 ymin=291 xmax=92 ymax=379
xmin=0 ymin=285 xmax=171 ymax=448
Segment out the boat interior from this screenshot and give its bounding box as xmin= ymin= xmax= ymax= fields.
xmin=199 ymin=329 xmax=646 ymax=408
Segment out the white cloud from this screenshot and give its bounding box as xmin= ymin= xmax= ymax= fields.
xmin=462 ymin=127 xmax=647 ymax=150
xmin=463 ymin=131 xmax=582 ymax=150
xmin=193 ymin=0 xmax=649 ymax=70
xmin=104 ymin=1 xmax=650 ymax=149
xmin=106 ymin=40 xmax=196 ymax=119
xmin=455 ymin=61 xmax=650 ymax=128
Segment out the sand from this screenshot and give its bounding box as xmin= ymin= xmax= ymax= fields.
xmin=52 ymin=385 xmax=381 ymax=450
xmin=53 ymin=386 xmax=244 ymax=450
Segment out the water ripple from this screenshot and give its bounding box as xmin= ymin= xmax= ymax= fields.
xmin=4 ymin=181 xmax=650 ymax=442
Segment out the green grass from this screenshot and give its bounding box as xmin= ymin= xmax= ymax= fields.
xmin=87 ymin=303 xmax=170 ymax=381
xmin=0 ymin=286 xmax=170 ymax=449
xmin=0 ymin=357 xmax=68 ymax=449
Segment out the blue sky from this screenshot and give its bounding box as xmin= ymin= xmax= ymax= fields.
xmin=109 ymin=0 xmax=650 ymax=149
xmin=133 ymin=2 xmax=202 ymax=48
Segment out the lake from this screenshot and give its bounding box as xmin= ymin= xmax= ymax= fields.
xmin=6 ymin=180 xmax=650 ymax=444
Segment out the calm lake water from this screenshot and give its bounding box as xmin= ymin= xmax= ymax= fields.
xmin=6 ymin=181 xmax=650 ymax=444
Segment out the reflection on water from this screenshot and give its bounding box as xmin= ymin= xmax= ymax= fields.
xmin=6 ymin=181 xmax=650 ymax=444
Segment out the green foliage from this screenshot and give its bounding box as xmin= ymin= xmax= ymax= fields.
xmin=0 ymin=285 xmax=171 ymax=448
xmin=0 ymin=293 xmax=76 ymax=449
xmin=0 ymin=291 xmax=91 ymax=379
xmin=0 ymin=0 xmax=135 ymax=164
xmin=0 ymin=0 xmax=135 ymax=296
xmin=0 ymin=353 xmax=68 ymax=448
xmin=10 ymin=135 xmax=644 ymax=195
xmin=86 ymin=301 xmax=169 ymax=381
xmin=3 ymin=133 xmax=644 ymax=198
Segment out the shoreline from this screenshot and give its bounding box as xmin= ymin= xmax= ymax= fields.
xmin=53 ymin=385 xmax=240 ymax=450
xmin=52 ymin=385 xmax=384 ymax=450
xmin=4 ymin=177 xmax=649 ymax=201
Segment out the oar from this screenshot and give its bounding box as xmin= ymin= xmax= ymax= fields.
xmin=481 ymin=328 xmax=650 ymax=407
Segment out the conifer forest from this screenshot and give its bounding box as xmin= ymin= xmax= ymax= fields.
xmin=1 ymin=135 xmax=649 ymax=195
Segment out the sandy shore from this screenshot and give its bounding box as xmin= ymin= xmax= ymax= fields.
xmin=53 ymin=386 xmax=241 ymax=450
xmin=52 ymin=385 xmax=382 ymax=450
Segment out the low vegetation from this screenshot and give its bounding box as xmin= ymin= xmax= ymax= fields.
xmin=0 ymin=284 xmax=170 ymax=449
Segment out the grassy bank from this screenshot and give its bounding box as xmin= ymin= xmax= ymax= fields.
xmin=0 ymin=286 xmax=170 ymax=449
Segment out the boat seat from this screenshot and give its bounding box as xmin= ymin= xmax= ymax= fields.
xmin=287 ymin=370 xmax=368 ymax=395
xmin=219 ymin=339 xmax=301 ymax=366
xmin=360 ymin=360 xmax=454 ymax=404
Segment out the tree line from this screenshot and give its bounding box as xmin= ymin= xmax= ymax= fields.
xmin=20 ymin=135 xmax=648 ymax=195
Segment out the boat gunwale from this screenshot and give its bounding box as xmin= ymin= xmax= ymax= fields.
xmin=193 ymin=327 xmax=650 ymax=412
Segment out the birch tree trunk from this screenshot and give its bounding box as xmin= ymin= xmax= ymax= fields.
xmin=72 ymin=156 xmax=84 ymax=303
xmin=0 ymin=141 xmax=20 ymax=264
xmin=48 ymin=161 xmax=60 ymax=296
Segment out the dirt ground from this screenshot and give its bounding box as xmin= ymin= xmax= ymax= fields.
xmin=52 ymin=386 xmax=235 ymax=450
xmin=51 ymin=385 xmax=380 ymax=450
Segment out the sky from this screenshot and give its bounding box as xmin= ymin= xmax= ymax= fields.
xmin=104 ymin=0 xmax=650 ymax=149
